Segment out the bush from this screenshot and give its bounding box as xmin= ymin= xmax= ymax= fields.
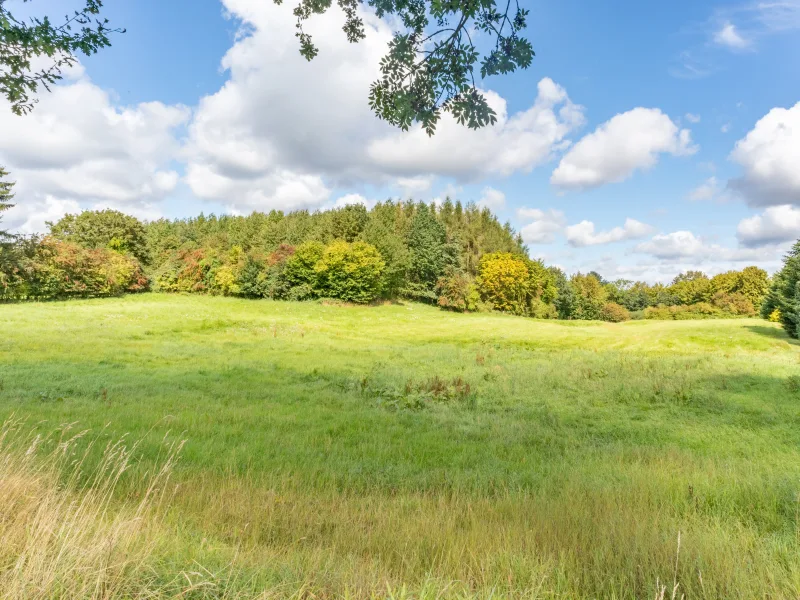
xmin=477 ymin=252 xmax=530 ymax=315
xmin=237 ymin=244 xmax=297 ymax=299
xmin=2 ymin=237 xmax=147 ymax=300
xmin=285 ymin=241 xmax=324 ymax=294
xmin=711 ymin=291 xmax=756 ymax=316
xmin=152 ymin=247 xmax=210 ymax=293
xmin=601 ymin=302 xmax=631 ymax=322
xmin=644 ymin=303 xmax=725 ymax=320
xmin=530 ymin=298 xmax=558 ymax=319
xmin=570 ymin=273 xmax=608 ymax=320
xmin=768 ymin=308 xmax=782 ymax=323
xmin=477 ymin=253 xmax=556 ymax=317
xmin=436 ymin=272 xmax=477 ymax=312
xmin=315 ymin=240 xmax=385 ymax=304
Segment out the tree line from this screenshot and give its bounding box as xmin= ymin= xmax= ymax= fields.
xmin=0 ymin=203 xmax=797 ymax=338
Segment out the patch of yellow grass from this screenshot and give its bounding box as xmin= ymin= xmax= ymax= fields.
xmin=0 ymin=419 xmax=182 ymax=600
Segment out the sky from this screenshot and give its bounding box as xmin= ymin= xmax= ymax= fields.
xmin=1 ymin=0 xmax=799 ymax=283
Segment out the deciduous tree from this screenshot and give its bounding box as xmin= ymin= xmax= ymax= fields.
xmin=48 ymin=209 xmax=149 ymax=264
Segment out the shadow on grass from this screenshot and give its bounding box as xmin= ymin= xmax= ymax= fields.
xmin=744 ymin=325 xmax=799 ymax=345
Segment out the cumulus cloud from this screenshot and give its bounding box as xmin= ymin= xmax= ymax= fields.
xmin=394 ymin=176 xmax=435 ymax=196
xmin=728 ymin=102 xmax=800 ymax=207
xmin=635 ymin=230 xmax=778 ymax=262
xmin=518 ymin=208 xmax=566 ymax=244
xmin=333 ymin=193 xmax=376 ymax=209
xmin=368 ymin=78 xmax=586 ymax=180
xmin=714 ymin=22 xmax=751 ymax=49
xmin=0 ymin=64 xmax=189 ymax=233
xmin=565 ymin=218 xmax=654 ymax=247
xmin=551 ymin=108 xmax=695 ymax=190
xmin=477 ymin=187 xmax=506 ymax=210
xmin=184 ymin=1 xmax=586 ymax=214
xmin=737 ymin=205 xmax=800 ymax=247
xmin=9 ymin=196 xmax=81 ymax=235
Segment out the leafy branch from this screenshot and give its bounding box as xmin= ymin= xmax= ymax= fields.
xmin=0 ymin=0 xmax=124 ymax=115
xmin=280 ymin=0 xmax=534 ymax=135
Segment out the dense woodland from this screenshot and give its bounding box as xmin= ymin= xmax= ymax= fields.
xmin=0 ymin=203 xmax=797 ymax=337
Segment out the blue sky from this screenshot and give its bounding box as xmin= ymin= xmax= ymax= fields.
xmin=2 ymin=0 xmax=799 ymax=282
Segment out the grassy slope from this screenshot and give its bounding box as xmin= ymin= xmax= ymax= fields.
xmin=1 ymin=294 xmax=799 ymax=598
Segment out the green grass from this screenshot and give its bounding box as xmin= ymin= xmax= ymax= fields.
xmin=1 ymin=294 xmax=800 ymax=598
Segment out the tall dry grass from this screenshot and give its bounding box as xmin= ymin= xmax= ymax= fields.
xmin=0 ymin=418 xmax=184 ymax=600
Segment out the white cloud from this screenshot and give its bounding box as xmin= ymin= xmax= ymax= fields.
xmin=394 ymin=176 xmax=435 ymax=196
xmin=685 ymin=113 xmax=702 ymax=123
xmin=333 ymin=193 xmax=376 ymax=209
xmin=184 ymin=1 xmax=586 ymax=214
xmin=551 ymin=108 xmax=696 ymax=190
xmin=368 ymin=78 xmax=586 ymax=180
xmin=0 ymin=66 xmax=189 ymax=233
xmin=688 ymin=176 xmax=719 ymax=201
xmin=429 ymin=183 xmax=462 ymax=207
xmin=635 ymin=230 xmax=780 ymax=262
xmin=518 ymin=208 xmax=566 ymax=244
xmin=713 ymin=21 xmax=751 ymax=49
xmin=721 ymin=122 xmax=731 ymax=133
xmin=729 ymin=102 xmax=800 ymax=207
xmin=565 ymin=218 xmax=655 ymax=247
xmin=713 ymin=2 xmax=800 ymax=48
xmin=477 ymin=187 xmax=506 ymax=210
xmin=635 ymin=231 xmax=707 ymax=260
xmin=10 ymin=196 xmax=82 ymax=235
xmin=737 ymin=205 xmax=800 ymax=247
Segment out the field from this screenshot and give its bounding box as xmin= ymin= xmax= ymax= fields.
xmin=1 ymin=294 xmax=799 ymax=599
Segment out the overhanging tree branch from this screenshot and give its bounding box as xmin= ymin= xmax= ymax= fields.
xmin=282 ymin=0 xmax=535 ymax=135
xmin=0 ymin=0 xmax=124 ymax=115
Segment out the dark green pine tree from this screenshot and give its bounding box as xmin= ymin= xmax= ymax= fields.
xmin=403 ymin=203 xmax=458 ymax=301
xmin=0 ymin=166 xmax=14 ymax=240
xmin=762 ymin=240 xmax=800 ymax=339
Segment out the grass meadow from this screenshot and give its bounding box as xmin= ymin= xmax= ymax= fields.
xmin=1 ymin=294 xmax=799 ymax=598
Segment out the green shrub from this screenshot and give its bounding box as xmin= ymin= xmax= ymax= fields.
xmin=477 ymin=253 xmax=556 ymax=317
xmin=570 ymin=273 xmax=608 ymax=320
xmin=436 ymin=272 xmax=476 ymax=312
xmin=152 ymin=247 xmax=210 ymax=293
xmin=477 ymin=253 xmax=530 ymax=315
xmin=285 ymin=241 xmax=324 ymax=293
xmin=711 ymin=291 xmax=755 ymax=316
xmin=601 ymin=302 xmax=631 ymax=323
xmin=530 ymin=298 xmax=558 ymax=319
xmin=2 ymin=237 xmax=147 ymax=300
xmin=644 ymin=303 xmax=725 ymax=320
xmin=237 ymin=244 xmax=297 ymax=300
xmin=315 ymin=240 xmax=385 ymax=304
